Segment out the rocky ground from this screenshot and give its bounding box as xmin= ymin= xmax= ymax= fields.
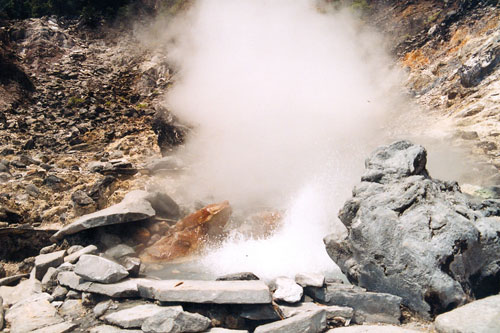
xmin=0 ymin=0 xmax=499 ymax=332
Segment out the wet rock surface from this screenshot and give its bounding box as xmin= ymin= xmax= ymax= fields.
xmin=325 ymin=141 xmax=500 ymax=319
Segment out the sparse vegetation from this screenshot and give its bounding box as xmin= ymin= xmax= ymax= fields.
xmin=0 ymin=0 xmax=132 ymax=22
xmin=67 ymin=96 xmax=85 ymax=107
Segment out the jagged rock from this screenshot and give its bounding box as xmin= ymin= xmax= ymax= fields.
xmin=42 ymin=267 xmax=59 ymax=290
xmin=207 ymin=329 xmax=249 ymax=333
xmin=34 ymin=250 xmax=66 ymax=280
xmin=140 ymin=201 xmax=232 ymax=262
xmin=51 ymin=285 xmax=68 ymax=301
xmin=0 ymin=296 xmax=3 ymax=331
xmin=71 ymin=190 xmax=95 ymax=206
xmin=459 ymin=33 xmax=500 ymax=88
xmin=327 ymin=326 xmax=425 ymax=332
xmin=0 ymin=274 xmax=29 ymax=287
xmin=272 ymin=277 xmax=303 ymax=303
xmin=141 ymin=307 xmax=211 ymax=333
xmin=119 ymin=256 xmax=141 ymax=277
xmin=217 ymin=272 xmax=260 ymax=281
xmin=64 ymin=244 xmax=98 ymax=263
xmin=138 ymin=279 xmax=272 ymax=304
xmin=74 ymin=254 xmax=129 ymax=283
xmin=31 ymin=322 xmax=78 ymax=333
xmin=94 ymin=300 xmax=114 ymax=317
xmin=5 ymin=293 xmax=64 ymax=333
xmin=254 ymin=308 xmax=326 ymax=333
xmin=434 ymin=294 xmax=500 ymax=333
xmin=240 ymin=304 xmax=281 ymax=321
xmin=40 ymin=243 xmax=57 ymax=254
xmin=279 ymin=302 xmax=353 ymax=323
xmin=0 ymin=277 xmax=42 ymax=305
xmin=105 ymin=244 xmax=136 ymax=260
xmin=325 ymin=141 xmax=500 ymax=319
xmin=103 ymin=304 xmax=178 ymax=328
xmin=51 ymin=190 xmax=156 ymax=241
xmin=145 ymin=191 xmax=180 ymax=219
xmin=305 ymin=283 xmax=402 ymax=324
xmin=57 ymin=271 xmax=145 ymax=298
xmin=89 ymin=325 xmax=143 ymax=333
xmin=295 ymin=273 xmax=325 ymax=288
xmin=59 ymin=299 xmax=86 ymax=319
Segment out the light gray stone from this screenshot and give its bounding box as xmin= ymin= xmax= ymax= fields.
xmin=59 ymin=299 xmax=86 ymax=319
xmin=305 ymin=284 xmax=402 ymax=324
xmin=207 ymin=329 xmax=249 ymax=333
xmin=105 ymin=244 xmax=135 ymax=260
xmin=0 ymin=296 xmax=3 ymax=331
xmin=295 ymin=273 xmax=325 ymax=288
xmin=327 ymin=326 xmax=424 ymax=332
xmin=67 ymin=245 xmax=84 ymax=255
xmin=0 ymin=274 xmax=29 ymax=287
xmin=138 ymin=279 xmax=272 ymax=304
xmin=40 ymin=244 xmax=57 ymax=254
xmin=272 ymin=277 xmax=303 ymax=303
xmin=254 ymin=309 xmax=326 ymax=333
xmin=57 ymin=271 xmax=146 ymax=298
xmin=103 ymin=304 xmax=180 ymax=328
xmin=89 ymin=325 xmax=143 ymax=333
xmin=141 ymin=307 xmax=211 ymax=333
xmin=42 ymin=266 xmax=59 ymax=290
xmin=66 ymin=290 xmax=80 ymax=299
xmin=5 ymin=294 xmax=64 ymax=333
xmin=51 ymin=285 xmax=68 ymax=301
xmin=35 ymin=250 xmax=66 ymax=280
xmin=94 ymin=300 xmax=115 ymax=317
xmin=64 ymin=245 xmax=98 ymax=263
xmin=0 ymin=277 xmax=42 ymax=305
xmin=75 ymin=254 xmax=129 ymax=283
xmin=31 ymin=321 xmax=78 ymax=333
xmin=280 ymin=302 xmax=353 ymax=321
xmin=51 ymin=190 xmax=156 ymax=241
xmin=120 ymin=256 xmax=141 ymax=277
xmin=434 ymin=294 xmax=500 ymax=333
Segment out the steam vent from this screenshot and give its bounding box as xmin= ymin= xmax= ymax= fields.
xmin=1 ymin=1 xmax=500 ymax=332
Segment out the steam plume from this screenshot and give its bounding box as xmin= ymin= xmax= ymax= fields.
xmin=154 ymin=0 xmax=406 ymax=279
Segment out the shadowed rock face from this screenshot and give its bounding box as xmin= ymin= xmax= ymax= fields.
xmin=140 ymin=201 xmax=232 ymax=263
xmin=325 ymin=140 xmax=500 ymax=319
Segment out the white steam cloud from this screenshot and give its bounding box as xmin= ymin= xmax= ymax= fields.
xmin=154 ymin=0 xmax=407 ymax=280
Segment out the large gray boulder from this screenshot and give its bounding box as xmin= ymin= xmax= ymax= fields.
xmin=434 ymin=294 xmax=500 ymax=333
xmin=325 ymin=140 xmax=500 ymax=319
xmin=51 ymin=190 xmax=156 ymax=241
xmin=74 ymin=255 xmax=129 ymax=283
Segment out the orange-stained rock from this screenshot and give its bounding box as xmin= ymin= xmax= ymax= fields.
xmin=133 ymin=227 xmax=151 ymax=244
xmin=140 ymin=201 xmax=232 ymax=263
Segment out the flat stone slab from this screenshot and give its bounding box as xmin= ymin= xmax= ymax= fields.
xmin=434 ymin=295 xmax=500 ymax=333
xmin=31 ymin=321 xmax=78 ymax=333
xmin=58 ymin=271 xmax=148 ymax=298
xmin=327 ymin=325 xmax=425 ymax=332
xmin=0 ymin=274 xmax=29 ymax=287
xmin=51 ymin=190 xmax=155 ymax=241
xmin=295 ymin=273 xmax=325 ymax=288
xmin=207 ymin=329 xmax=249 ymax=333
xmin=280 ymin=302 xmax=353 ymax=321
xmin=138 ymin=279 xmax=272 ymax=304
xmin=306 ymin=284 xmax=402 ymax=324
xmin=254 ymin=309 xmax=326 ymax=333
xmin=75 ymin=255 xmax=129 ymax=283
xmin=89 ymin=325 xmax=143 ymax=333
xmin=35 ymin=250 xmax=66 ymax=280
xmin=5 ymin=294 xmax=64 ymax=333
xmin=141 ymin=307 xmax=211 ymax=332
xmin=64 ymin=245 xmax=98 ymax=263
xmin=0 ymin=277 xmax=42 ymax=305
xmin=103 ymin=304 xmax=180 ymax=328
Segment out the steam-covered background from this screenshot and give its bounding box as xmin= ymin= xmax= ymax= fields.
xmin=140 ymin=0 xmax=411 ymax=279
